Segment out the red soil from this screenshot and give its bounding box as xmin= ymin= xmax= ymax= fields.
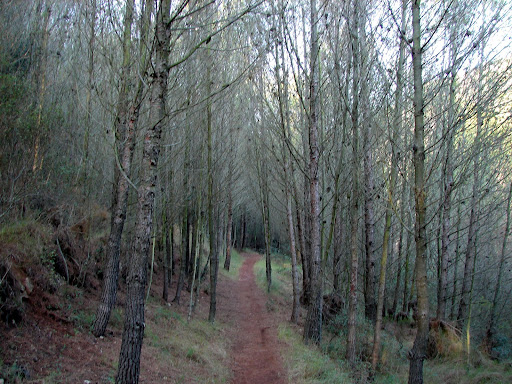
xmin=1 ymin=252 xmax=287 ymax=383
xmin=219 ymin=253 xmax=287 ymax=384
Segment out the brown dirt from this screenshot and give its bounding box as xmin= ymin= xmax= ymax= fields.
xmin=0 ymin=266 xmax=216 ymax=383
xmin=1 ymin=251 xmax=287 ymax=383
xmin=219 ymin=252 xmax=287 ymax=384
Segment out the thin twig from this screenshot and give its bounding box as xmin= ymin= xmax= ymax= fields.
xmin=56 ymin=237 xmax=70 ymax=284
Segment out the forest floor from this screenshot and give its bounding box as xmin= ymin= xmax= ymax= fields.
xmin=2 ymin=220 xmax=512 ymax=384
xmin=0 ymin=248 xmax=290 ymax=383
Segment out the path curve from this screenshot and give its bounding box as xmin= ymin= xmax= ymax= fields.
xmin=220 ymin=253 xmax=286 ymax=384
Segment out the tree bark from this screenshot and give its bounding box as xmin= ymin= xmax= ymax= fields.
xmin=274 ymin=7 xmax=300 ymax=320
xmin=256 ymin=154 xmax=272 ymax=292
xmin=32 ymin=2 xmax=51 ymax=173
xmin=174 ymin=119 xmax=192 ymax=302
xmin=457 ymin=56 xmax=483 ymax=331
xmin=450 ymin=201 xmax=462 ymax=319
xmin=93 ymin=0 xmax=136 ymax=338
xmin=295 ymin=179 xmax=310 ymax=304
xmin=437 ymin=21 xmax=458 ymax=320
xmin=346 ymin=0 xmax=362 ymax=364
xmin=372 ymin=0 xmax=406 ymax=361
xmin=81 ymin=0 xmax=96 ymax=185
xmin=402 ymin=176 xmax=413 ymax=313
xmin=207 ymin=40 xmax=219 ymax=322
xmin=303 ymin=0 xmax=322 ymax=345
xmin=363 ymin=104 xmax=376 ymax=323
xmin=486 ymin=182 xmax=512 ymax=344
xmin=333 ymin=205 xmax=344 ymax=295
xmin=163 ymin=216 xmax=171 ymax=301
xmin=408 ymin=2 xmax=429 ymax=383
xmin=390 ymin=0 xmax=407 ymax=318
xmin=224 ymin=163 xmax=233 ymax=271
xmin=115 ymin=0 xmax=171 ymax=382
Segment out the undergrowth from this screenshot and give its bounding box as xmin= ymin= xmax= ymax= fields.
xmin=278 ymin=323 xmax=354 ymax=383
xmin=254 ymin=253 xmax=355 ymax=383
xmin=221 ymin=248 xmax=242 ymax=281
xmin=254 ymin=253 xmax=293 ymax=299
xmin=144 ymin=302 xmax=231 ymax=383
xmin=253 ymin=251 xmax=512 ymax=384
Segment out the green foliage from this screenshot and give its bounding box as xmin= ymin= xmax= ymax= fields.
xmin=423 ymin=354 xmax=512 ymax=384
xmin=0 ymin=219 xmax=51 ymax=256
xmin=322 ymin=314 xmax=408 ymax=382
xmin=0 ymin=219 xmax=62 ymax=322
xmin=278 ymin=323 xmax=353 ymax=384
xmin=0 ymin=359 xmax=30 ymax=382
xmin=253 ymin=253 xmax=292 ymax=298
xmin=491 ymin=334 xmax=512 ymax=360
xmin=70 ymin=309 xmax=95 ymax=332
xmin=221 ymin=248 xmax=243 ymax=280
xmin=0 ymin=73 xmax=36 ymax=177
xmin=109 ymin=307 xmax=124 ymax=329
xmin=144 ymin=303 xmax=230 ymax=383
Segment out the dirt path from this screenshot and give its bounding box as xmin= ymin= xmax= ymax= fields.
xmin=219 ymin=253 xmax=287 ymax=384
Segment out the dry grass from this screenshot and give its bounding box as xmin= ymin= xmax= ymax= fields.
xmin=143 ymin=302 xmax=231 ymax=383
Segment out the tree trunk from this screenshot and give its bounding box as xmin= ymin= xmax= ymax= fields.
xmin=93 ymin=0 xmax=136 ymax=338
xmin=115 ymin=0 xmax=171 ymax=382
xmin=173 ymin=220 xmax=188 ymax=303
xmin=391 ymin=3 xmax=408 ymax=314
xmin=372 ymin=0 xmax=406 ymax=362
xmin=450 ymin=201 xmax=462 ymax=319
xmin=303 ymin=0 xmax=322 ymax=345
xmin=437 ymin=26 xmax=458 ymax=320
xmin=81 ymin=0 xmax=96 ymax=184
xmin=457 ymin=54 xmax=483 ymax=330
xmin=486 ymin=182 xmax=512 ymax=345
xmin=363 ymin=109 xmax=376 ymax=323
xmin=264 ymin=180 xmax=272 ymax=293
xmin=188 ymin=198 xmax=202 ymax=320
xmin=371 ymin=198 xmax=392 ymax=371
xmin=392 ymin=201 xmax=405 ymax=315
xmin=274 ymin=10 xmax=300 ymax=320
xmin=294 ymin=178 xmax=310 ymax=304
xmin=240 ymin=212 xmax=246 ymax=250
xmin=32 ymin=2 xmax=51 ymax=173
xmin=224 ymin=165 xmax=233 ymax=271
xmin=174 ymin=124 xmax=192 ymax=302
xmin=402 ymin=176 xmax=413 ymax=313
xmin=408 ymin=1 xmax=429 ymax=383
xmin=187 ymin=214 xmax=198 ymax=290
xmin=207 ymin=41 xmax=219 ymax=322
xmin=333 ymin=205 xmax=344 ymax=295
xmin=346 ymin=0 xmax=362 ymax=364
xmin=258 ymin=158 xmax=272 ymax=292
xmin=163 ymin=218 xmax=171 ymax=301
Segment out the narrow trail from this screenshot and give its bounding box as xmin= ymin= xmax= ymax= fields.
xmin=219 ymin=253 xmax=287 ymax=384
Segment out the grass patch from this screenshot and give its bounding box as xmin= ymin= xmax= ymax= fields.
xmin=423 ymin=354 xmax=512 ymax=384
xmin=278 ymin=323 xmax=353 ymax=384
xmin=221 ymin=248 xmax=243 ymax=281
xmin=255 ymin=252 xmax=354 ymax=383
xmin=70 ymin=309 xmax=95 ymax=331
xmin=144 ymin=303 xmax=230 ymax=383
xmin=0 ymin=359 xmax=31 ymax=382
xmin=109 ymin=307 xmax=124 ymax=329
xmin=0 ymin=219 xmax=52 ymax=265
xmin=0 ymin=219 xmax=51 ymax=248
xmin=253 ymin=253 xmax=293 ymax=299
